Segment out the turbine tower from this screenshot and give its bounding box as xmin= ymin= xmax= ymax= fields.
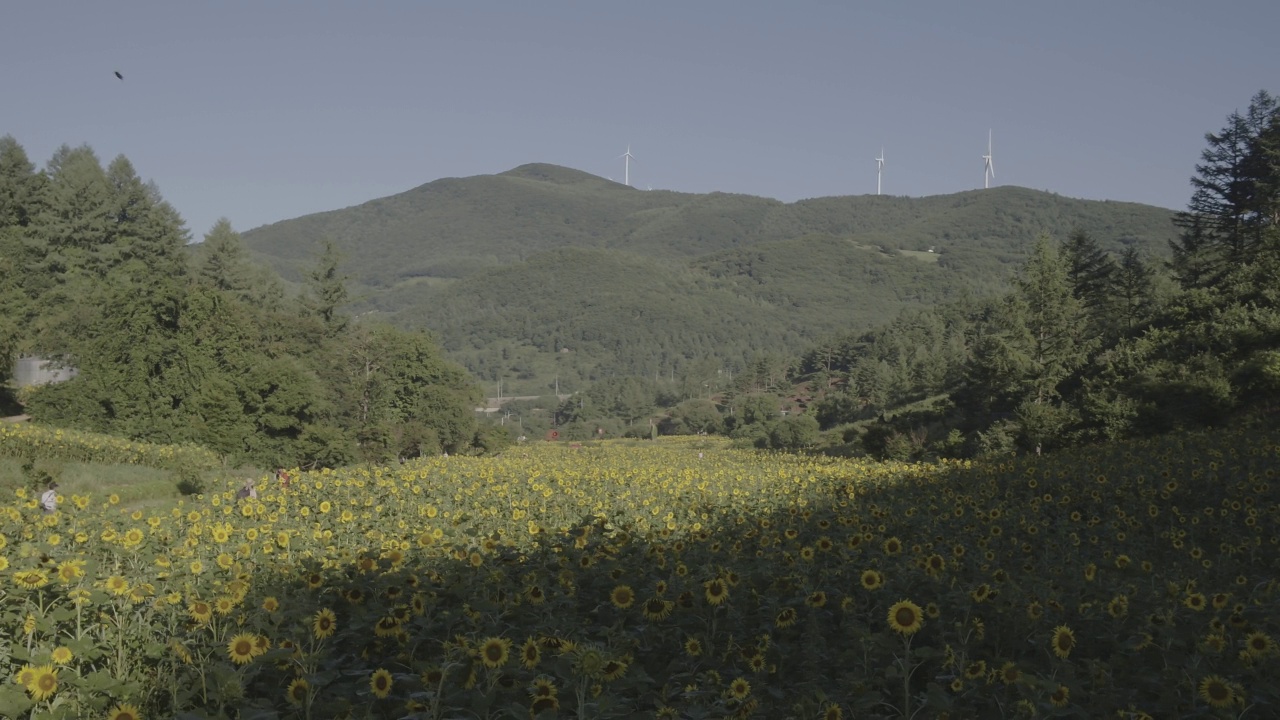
xmin=619 ymin=145 xmax=635 ymax=187
xmin=983 ymin=130 xmax=995 ymax=189
xmin=876 ymin=148 xmax=885 ymax=195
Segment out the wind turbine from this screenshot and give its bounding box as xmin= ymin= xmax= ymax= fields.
xmin=876 ymin=148 xmax=885 ymax=195
xmin=619 ymin=145 xmax=635 ymax=186
xmin=983 ymin=130 xmax=995 ymax=189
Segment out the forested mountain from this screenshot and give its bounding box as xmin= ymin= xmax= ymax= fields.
xmin=241 ymin=164 xmax=1179 ymax=393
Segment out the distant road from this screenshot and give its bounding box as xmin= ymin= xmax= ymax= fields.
xmin=475 ymin=395 xmax=571 ymax=413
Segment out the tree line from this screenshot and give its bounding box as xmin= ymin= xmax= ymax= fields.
xmin=803 ymin=91 xmax=1280 ymax=457
xmin=0 ymin=139 xmax=501 ymax=468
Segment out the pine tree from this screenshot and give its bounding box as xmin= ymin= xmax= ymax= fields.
xmin=303 ymin=240 xmax=349 ymax=336
xmin=0 ymin=138 xmax=40 ymax=398
xmin=1061 ymin=229 xmax=1117 ymax=334
xmin=33 ymin=145 xmax=114 ymax=279
xmin=1112 ymin=248 xmax=1156 ymax=334
xmin=1173 ymin=91 xmax=1280 ymax=288
xmin=105 ymin=155 xmax=190 ymax=277
xmin=0 ymin=135 xmax=42 ymax=229
xmin=197 ymin=218 xmax=258 ymax=299
xmin=1016 ymin=235 xmax=1093 ymax=406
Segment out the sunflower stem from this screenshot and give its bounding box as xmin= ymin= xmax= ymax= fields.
xmin=902 ymin=633 xmax=912 ymax=720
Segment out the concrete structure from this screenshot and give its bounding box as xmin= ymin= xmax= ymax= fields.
xmin=12 ymin=356 xmax=78 ymax=388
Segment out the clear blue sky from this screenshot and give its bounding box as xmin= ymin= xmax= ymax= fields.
xmin=3 ymin=1 xmax=1277 ymax=241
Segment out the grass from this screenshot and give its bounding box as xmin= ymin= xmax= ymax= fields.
xmin=899 ymin=249 xmax=942 ymax=263
xmin=0 ymin=458 xmax=259 ymax=512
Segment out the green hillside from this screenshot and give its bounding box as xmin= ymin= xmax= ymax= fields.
xmin=240 ymin=165 xmax=1179 ymax=393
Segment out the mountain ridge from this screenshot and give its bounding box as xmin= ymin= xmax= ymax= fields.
xmin=238 ymin=164 xmax=1180 ymax=393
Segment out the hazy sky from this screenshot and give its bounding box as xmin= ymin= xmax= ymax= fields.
xmin=3 ymin=1 xmax=1277 ymax=241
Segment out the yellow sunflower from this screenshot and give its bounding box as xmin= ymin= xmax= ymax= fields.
xmin=286 ymin=678 xmax=309 ymax=706
xmin=527 ymin=671 xmax=558 ymax=696
xmin=227 ymin=633 xmax=257 ymax=665
xmin=530 ymin=694 xmax=560 ymax=714
xmin=520 ymin=638 xmax=541 ymax=669
xmin=684 ymin=637 xmax=703 ymax=657
xmin=188 ymin=600 xmax=213 ymax=624
xmin=106 ymin=702 xmax=142 ymax=720
xmin=479 ymin=637 xmax=512 ymax=668
xmin=727 ymin=677 xmax=751 ymax=700
xmin=373 ymin=616 xmax=400 ymax=638
xmin=704 ymin=578 xmax=729 ymax=606
xmin=887 ymin=600 xmax=924 ymax=635
xmin=1198 ymin=675 xmax=1235 ymax=708
xmin=610 ymin=585 xmax=635 ymax=610
xmin=50 ymin=646 xmax=73 ymax=665
xmin=1050 ymin=625 xmax=1075 ymax=659
xmin=1050 ymin=684 xmax=1070 ymax=707
xmin=370 ymin=668 xmax=393 ymax=699
xmin=13 ymin=569 xmax=50 ymax=590
xmin=642 ymin=596 xmax=673 ymax=622
xmin=55 ymin=560 xmax=85 ymax=583
xmin=1245 ymin=631 xmax=1274 ymax=658
xmin=924 ymin=554 xmax=946 ymax=577
xmin=860 ymin=569 xmax=884 ymax=591
xmin=26 ymin=664 xmax=57 ymax=701
xmin=312 ymin=608 xmax=337 ymax=639
xmin=775 ymin=606 xmax=798 ymax=629
xmin=601 ymin=659 xmax=628 ymax=682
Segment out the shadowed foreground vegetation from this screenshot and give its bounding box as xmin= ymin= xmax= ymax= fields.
xmin=1 ymin=428 xmax=1277 ymax=718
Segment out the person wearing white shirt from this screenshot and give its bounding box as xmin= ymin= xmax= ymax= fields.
xmin=40 ymin=482 xmax=59 ymax=514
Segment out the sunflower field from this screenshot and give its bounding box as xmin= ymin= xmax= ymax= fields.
xmin=1 ymin=428 xmax=1278 ymax=719
xmin=0 ymin=424 xmax=221 ymax=474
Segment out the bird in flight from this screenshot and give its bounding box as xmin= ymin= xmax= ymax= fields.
xmin=114 ymin=71 xmax=124 ymax=80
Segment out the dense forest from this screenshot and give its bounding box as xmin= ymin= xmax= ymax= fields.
xmin=0 ymin=141 xmax=502 ymax=468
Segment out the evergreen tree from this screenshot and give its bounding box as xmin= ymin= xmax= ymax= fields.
xmin=1173 ymin=91 xmax=1280 ymax=288
xmin=1061 ymin=229 xmax=1117 ymax=334
xmin=1112 ymin=247 xmax=1156 ymax=334
xmin=1015 ymin=235 xmax=1093 ymax=406
xmin=195 ymin=218 xmax=282 ymax=305
xmin=32 ymin=145 xmax=114 ymax=279
xmin=303 ymin=240 xmax=349 ymax=336
xmin=0 ymin=228 xmax=27 ymax=405
xmin=955 ymin=295 xmax=1034 ymax=416
xmin=0 ymin=135 xmax=42 ymax=229
xmin=105 ymin=155 xmax=190 ymax=275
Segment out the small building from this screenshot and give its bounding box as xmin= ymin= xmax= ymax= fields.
xmin=12 ymin=356 xmax=78 ymax=388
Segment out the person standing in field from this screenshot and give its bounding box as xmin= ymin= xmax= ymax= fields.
xmin=40 ymin=481 xmax=59 ymax=514
xmin=276 ymin=468 xmax=291 ymax=489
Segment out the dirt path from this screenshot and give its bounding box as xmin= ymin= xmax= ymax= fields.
xmin=1 ymin=415 xmax=30 ymax=423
